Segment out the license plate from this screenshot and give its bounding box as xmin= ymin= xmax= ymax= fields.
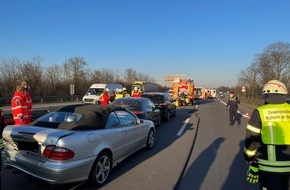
xmin=17 ymin=142 xmax=39 ymax=153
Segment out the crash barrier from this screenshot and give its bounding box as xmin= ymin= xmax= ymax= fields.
xmin=0 ymin=95 xmax=82 ymax=106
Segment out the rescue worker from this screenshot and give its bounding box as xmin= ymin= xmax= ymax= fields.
xmin=21 ymin=80 xmax=32 ymax=123
xmin=122 ymin=87 xmax=130 ymax=97
xmin=109 ymin=91 xmax=116 ymax=103
xmin=115 ymin=88 xmax=124 ymax=99
xmin=244 ymin=80 xmax=290 ymax=189
xmin=226 ymin=91 xmax=241 ymax=125
xmin=100 ymin=89 xmax=109 ymax=105
xmin=11 ymin=85 xmax=29 ymax=125
xmin=132 ymin=86 xmax=142 ymax=97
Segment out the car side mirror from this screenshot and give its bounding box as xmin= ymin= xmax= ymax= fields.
xmin=137 ymin=118 xmax=144 ymax=124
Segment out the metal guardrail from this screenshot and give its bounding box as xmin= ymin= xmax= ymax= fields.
xmin=0 ymin=95 xmax=82 ymax=106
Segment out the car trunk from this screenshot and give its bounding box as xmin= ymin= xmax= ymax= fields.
xmin=3 ymin=125 xmax=75 ymax=161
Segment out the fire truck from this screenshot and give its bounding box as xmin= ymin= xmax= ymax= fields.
xmin=172 ymin=78 xmax=195 ymax=106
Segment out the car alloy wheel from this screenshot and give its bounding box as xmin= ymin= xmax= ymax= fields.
xmin=146 ymin=129 xmax=155 ymax=149
xmin=90 ymin=152 xmax=111 ymax=187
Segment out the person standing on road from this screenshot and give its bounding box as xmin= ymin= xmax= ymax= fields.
xmin=132 ymin=87 xmax=142 ymax=97
xmin=11 ymin=85 xmax=29 ymax=125
xmin=244 ymin=80 xmax=290 ymax=190
xmin=21 ymin=80 xmax=32 ymax=123
xmin=226 ymin=91 xmax=241 ymax=125
xmin=100 ymin=89 xmax=109 ymax=105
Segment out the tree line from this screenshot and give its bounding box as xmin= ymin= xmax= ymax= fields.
xmin=237 ymin=41 xmax=290 ymax=99
xmin=0 ymin=56 xmax=163 ymax=99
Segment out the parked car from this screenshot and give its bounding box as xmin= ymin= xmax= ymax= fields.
xmin=141 ymin=92 xmax=176 ymax=121
xmin=111 ymin=97 xmax=161 ymax=126
xmin=2 ymin=104 xmax=155 ymax=187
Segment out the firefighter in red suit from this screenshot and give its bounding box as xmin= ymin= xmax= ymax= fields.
xmin=100 ymin=89 xmax=109 ymax=105
xmin=21 ymin=80 xmax=32 ymax=123
xmin=132 ymin=87 xmax=142 ymax=97
xmin=11 ymin=85 xmax=29 ymax=125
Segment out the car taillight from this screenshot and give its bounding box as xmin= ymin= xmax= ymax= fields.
xmin=132 ymin=111 xmax=145 ymax=115
xmin=43 ymin=145 xmax=75 ymax=160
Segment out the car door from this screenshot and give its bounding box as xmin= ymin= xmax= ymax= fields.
xmin=105 ymin=111 xmax=127 ymax=161
xmin=166 ymin=93 xmax=176 ymax=115
xmin=116 ymin=110 xmax=144 ymax=154
xmin=146 ymin=99 xmax=159 ymax=125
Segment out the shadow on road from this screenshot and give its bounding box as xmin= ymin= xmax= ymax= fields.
xmin=178 ymin=137 xmax=225 ymax=190
xmin=221 ymin=141 xmax=259 ymax=190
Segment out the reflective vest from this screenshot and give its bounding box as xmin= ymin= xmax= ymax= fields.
xmin=258 ymin=103 xmax=290 ymax=145
xmin=11 ymin=91 xmax=29 ymax=125
xmin=132 ymin=91 xmax=142 ymax=97
xmin=257 ymin=103 xmax=290 ymax=173
xmin=115 ymin=93 xmax=123 ymax=99
xmin=100 ymin=93 xmax=109 ymax=105
xmin=24 ymin=90 xmax=32 ymax=122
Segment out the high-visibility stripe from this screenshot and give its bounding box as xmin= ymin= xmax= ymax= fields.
xmin=244 ymin=147 xmax=257 ymax=156
xmin=258 ymin=159 xmax=290 ymax=166
xmin=267 ymin=145 xmax=276 ymax=161
xmin=12 ymin=105 xmax=28 ymax=110
xmin=246 ymin=124 xmax=261 ymax=134
xmin=268 ymin=122 xmax=274 ymax=144
xmin=259 ymin=165 xmax=290 ymax=173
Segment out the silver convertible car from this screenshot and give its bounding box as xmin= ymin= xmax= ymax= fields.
xmin=2 ymin=104 xmax=155 ymax=187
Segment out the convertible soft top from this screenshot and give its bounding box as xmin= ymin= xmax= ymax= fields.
xmin=30 ymin=104 xmax=127 ymax=130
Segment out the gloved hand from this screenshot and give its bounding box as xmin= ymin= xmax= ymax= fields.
xmin=246 ymin=164 xmax=259 ymax=184
xmin=20 ymin=115 xmax=24 ymax=123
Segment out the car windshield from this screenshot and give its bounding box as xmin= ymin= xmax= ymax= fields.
xmin=86 ymin=88 xmax=103 ymax=95
xmin=33 ymin=112 xmax=83 ymax=126
xmin=142 ymin=94 xmax=164 ymax=104
xmin=112 ymin=99 xmax=142 ymax=111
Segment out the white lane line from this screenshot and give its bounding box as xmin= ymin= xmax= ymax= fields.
xmin=177 ymin=118 xmax=190 ymax=136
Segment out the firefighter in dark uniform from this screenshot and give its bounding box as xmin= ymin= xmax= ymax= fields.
xmin=226 ymin=91 xmax=241 ymax=125
xmin=244 ymin=80 xmax=290 ymax=190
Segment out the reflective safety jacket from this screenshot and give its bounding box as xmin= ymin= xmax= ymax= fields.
xmin=24 ymin=90 xmax=32 ymax=122
xmin=11 ymin=91 xmax=29 ymax=125
xmin=115 ymin=93 xmax=123 ymax=99
xmin=244 ymin=103 xmax=290 ymax=173
xmin=100 ymin=92 xmax=109 ymax=105
xmin=132 ymin=91 xmax=142 ymax=97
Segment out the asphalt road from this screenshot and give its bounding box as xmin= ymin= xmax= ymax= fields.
xmin=1 ymin=99 xmax=259 ymax=190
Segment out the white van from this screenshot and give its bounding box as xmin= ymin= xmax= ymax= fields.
xmin=82 ymin=83 xmax=123 ymax=104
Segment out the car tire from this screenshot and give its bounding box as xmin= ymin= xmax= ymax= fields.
xmin=146 ymin=129 xmax=155 ymax=150
xmin=89 ymin=151 xmax=111 ymax=188
xmin=157 ymin=115 xmax=161 ymax=126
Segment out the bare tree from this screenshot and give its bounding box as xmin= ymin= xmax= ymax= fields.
xmin=44 ymin=64 xmax=65 ymax=95
xmin=258 ymin=41 xmax=290 ymax=85
xmin=64 ymin=56 xmax=87 ymax=95
xmin=0 ymin=57 xmax=23 ymax=96
xmin=123 ymin=68 xmax=137 ymax=84
xmin=238 ymin=61 xmax=260 ymax=99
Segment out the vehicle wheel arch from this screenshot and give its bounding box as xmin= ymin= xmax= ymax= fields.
xmin=89 ymin=149 xmax=113 ymax=188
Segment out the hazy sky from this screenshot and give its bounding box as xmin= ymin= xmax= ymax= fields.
xmin=1 ymin=0 xmax=290 ymax=88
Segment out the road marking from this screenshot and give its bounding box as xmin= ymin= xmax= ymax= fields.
xmin=177 ymin=118 xmax=190 ymax=136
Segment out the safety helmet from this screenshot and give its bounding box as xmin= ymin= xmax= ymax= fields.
xmin=262 ymin=80 xmax=288 ymax=95
xmin=106 ymin=88 xmax=109 ymax=92
xmin=122 ymin=87 xmax=127 ymax=91
xmin=116 ymin=88 xmax=119 ymax=92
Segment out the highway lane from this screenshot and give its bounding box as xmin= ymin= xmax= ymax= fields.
xmin=1 ymin=99 xmax=259 ymax=190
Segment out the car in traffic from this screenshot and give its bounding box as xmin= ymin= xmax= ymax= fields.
xmin=111 ymin=97 xmax=162 ymax=126
xmin=2 ymin=104 xmax=155 ymax=187
xmin=141 ymin=92 xmax=176 ymax=121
